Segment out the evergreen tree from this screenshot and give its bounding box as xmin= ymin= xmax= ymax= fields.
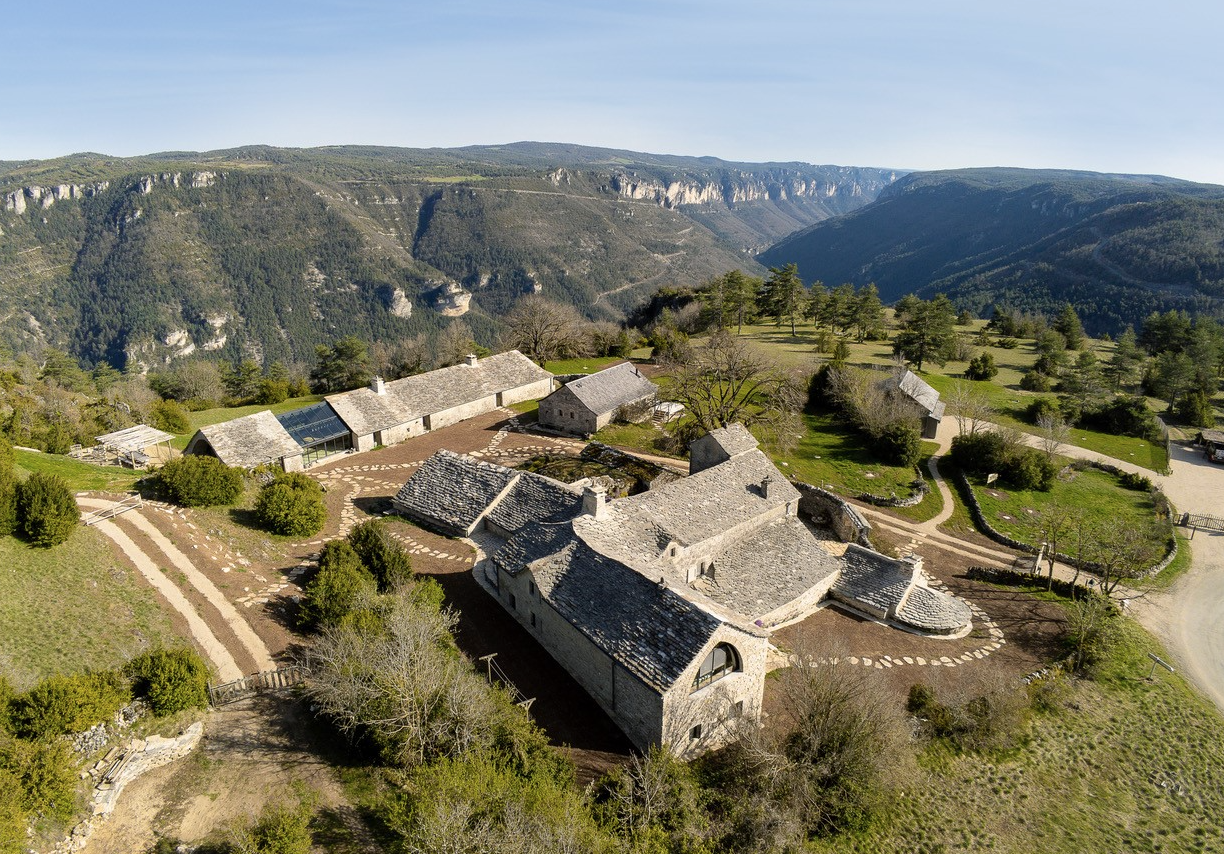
xmin=1105 ymin=327 xmax=1145 ymax=392
xmin=311 ymin=337 xmax=373 ymax=393
xmin=760 ymin=264 xmax=806 ymax=336
xmin=723 ymin=270 xmax=761 ymax=334
xmin=0 ymin=437 xmax=16 ymax=536
xmin=825 ymin=283 xmax=857 ymax=335
xmin=851 ymin=284 xmax=886 ymax=343
xmin=1053 ymin=304 xmax=1085 ymax=350
xmin=893 ymin=295 xmax=958 ymax=371
xmin=16 ymin=472 xmax=78 ymax=547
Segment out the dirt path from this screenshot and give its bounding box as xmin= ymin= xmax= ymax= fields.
xmin=117 ymin=509 xmax=275 ymax=672
xmin=81 ymin=509 xmax=242 ymax=682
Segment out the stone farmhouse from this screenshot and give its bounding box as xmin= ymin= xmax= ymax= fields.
xmin=184 ymin=351 xmax=554 ymax=470
xmin=393 ymin=423 xmax=972 ymax=758
xmin=888 ymin=369 xmax=946 ymax=439
xmin=537 ymin=361 xmax=659 ymax=436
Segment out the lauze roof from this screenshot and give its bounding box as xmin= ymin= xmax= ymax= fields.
xmin=197 ymin=410 xmax=301 ymax=468
xmin=557 ymin=361 xmax=658 ymax=416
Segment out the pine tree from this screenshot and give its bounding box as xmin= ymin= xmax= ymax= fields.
xmin=1054 ymin=304 xmax=1085 ymax=350
xmin=760 ymin=264 xmax=806 ymax=336
xmin=851 ymin=284 xmax=886 ymax=343
xmin=893 ymin=295 xmax=958 ymax=371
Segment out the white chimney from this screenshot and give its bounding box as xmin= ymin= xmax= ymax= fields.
xmin=371 ymin=376 xmax=386 ymax=395
xmin=464 ymin=354 xmax=479 ymax=367
xmin=582 ymin=485 xmax=608 ymax=520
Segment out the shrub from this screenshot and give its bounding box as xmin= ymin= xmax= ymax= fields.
xmin=1079 ymin=395 xmax=1161 ymax=441
xmin=1118 ymin=470 xmax=1154 ymax=492
xmin=299 ymin=541 xmax=377 ymax=629
xmin=0 ymin=438 xmax=16 ymax=537
xmin=1177 ymin=388 xmax=1216 ymax=428
xmin=1009 ymin=449 xmax=1057 ymax=491
xmin=0 ymin=737 xmax=77 ymax=822
xmin=950 ymin=432 xmax=1054 ymax=491
xmin=10 ymin=670 xmax=130 ymax=740
xmin=125 ymin=648 xmax=210 ymax=716
xmin=995 ymin=337 xmax=1019 ymax=349
xmin=255 ymin=378 xmax=290 ymax=406
xmin=964 ymin=352 xmax=998 ymax=381
xmin=872 ymin=421 xmax=922 ymax=467
xmin=1026 ymin=397 xmax=1062 ymax=425
xmin=346 ymin=520 xmax=412 ymax=591
xmin=1019 ymin=370 xmax=1052 ymax=392
xmin=16 ymin=472 xmax=78 ymax=547
xmin=157 ymin=455 xmax=244 ymax=507
xmin=149 ymin=399 xmax=190 ymax=434
xmin=907 ymin=678 xmax=1029 ymax=753
xmin=228 ymin=787 xmax=317 ymax=854
xmin=0 ymin=769 xmax=25 ymax=854
xmin=254 ymin=473 xmax=326 ymax=537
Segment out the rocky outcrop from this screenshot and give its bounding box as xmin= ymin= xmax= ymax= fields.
xmin=431 ymin=282 xmax=472 ymax=316
xmin=608 ymin=169 xmax=899 ymax=210
xmin=388 ymin=286 xmax=413 ymax=318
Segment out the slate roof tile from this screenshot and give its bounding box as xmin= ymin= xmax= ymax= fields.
xmin=392 ymin=450 xmax=517 ymax=534
xmin=195 ymin=410 xmax=301 ymax=469
xmin=556 ymin=362 xmax=658 ymax=416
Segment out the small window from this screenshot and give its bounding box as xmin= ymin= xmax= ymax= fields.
xmin=509 ymin=593 xmax=517 ymax=610
xmin=530 ymin=612 xmax=537 ymax=628
xmin=693 ymin=643 xmax=741 ymax=691
xmin=690 ymin=724 xmax=702 ymax=740
xmin=529 ymin=581 xmax=536 ymax=596
xmin=732 ymin=701 xmax=744 ymax=718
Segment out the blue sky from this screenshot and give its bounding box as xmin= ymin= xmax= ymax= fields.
xmin=5 ymin=0 xmax=1223 ymax=184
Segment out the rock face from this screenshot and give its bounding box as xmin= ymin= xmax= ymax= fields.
xmin=388 ymin=286 xmax=413 ymax=318
xmin=608 ymin=168 xmax=898 ymax=210
xmin=432 ymin=282 xmax=472 ymax=316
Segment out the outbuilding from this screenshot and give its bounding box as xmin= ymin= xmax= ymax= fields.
xmin=538 ymin=361 xmax=658 ymax=436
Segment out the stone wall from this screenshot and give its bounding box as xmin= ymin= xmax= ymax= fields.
xmin=855 ymin=475 xmax=929 ymax=508
xmin=427 ymin=394 xmax=499 ymax=431
xmin=55 ymin=722 xmax=204 ymax=853
xmin=499 ymin=376 xmax=555 ymax=407
xmin=792 ymin=481 xmax=873 ymax=547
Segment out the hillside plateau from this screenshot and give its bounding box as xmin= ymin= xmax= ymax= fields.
xmin=0 ymin=143 xmax=897 ymax=368
xmin=759 ymin=167 xmax=1224 ymax=334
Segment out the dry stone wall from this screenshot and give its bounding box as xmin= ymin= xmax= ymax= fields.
xmin=792 ymin=481 xmax=873 ymax=547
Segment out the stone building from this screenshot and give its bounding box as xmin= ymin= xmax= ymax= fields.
xmin=393 ymin=424 xmax=972 ymax=758
xmin=537 ymin=361 xmax=658 ymax=436
xmin=184 ymin=409 xmax=309 ymax=471
xmin=888 ymin=369 xmax=946 ymax=439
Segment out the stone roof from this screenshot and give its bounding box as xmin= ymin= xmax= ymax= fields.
xmin=483 ymin=471 xmax=583 ymax=534
xmin=574 ymin=449 xmax=799 ymax=564
xmin=496 ymin=526 xmax=723 ymax=692
xmin=693 ymin=517 xmax=842 ymax=619
xmin=392 ymin=450 xmax=518 ymax=534
xmin=195 ymin=411 xmax=301 ymax=469
xmin=556 ymin=362 xmax=658 ymax=416
xmin=896 ymin=370 xmax=943 ymax=418
xmin=694 ymin=423 xmax=759 ymax=458
xmin=896 ymin=585 xmax=973 ymax=633
xmin=327 ymin=351 xmax=551 ymax=436
xmin=830 ymin=545 xmax=916 ymax=615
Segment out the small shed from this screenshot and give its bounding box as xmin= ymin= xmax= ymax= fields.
xmin=538 ymin=362 xmax=659 ymax=435
xmin=889 ymin=369 xmax=945 ymax=439
xmin=94 ymin=425 xmax=176 ymax=468
xmin=1199 ymin=429 xmax=1224 ymax=463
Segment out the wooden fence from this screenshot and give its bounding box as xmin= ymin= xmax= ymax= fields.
xmin=207 ymin=665 xmax=309 ymax=706
xmin=82 ymin=494 xmax=143 ymax=526
xmin=1181 ymin=512 xmax=1224 ymax=534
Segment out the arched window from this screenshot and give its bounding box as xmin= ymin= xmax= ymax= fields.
xmin=693 ymin=643 xmax=741 ymax=691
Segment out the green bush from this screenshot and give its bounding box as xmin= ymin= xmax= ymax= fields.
xmin=125 ymin=648 xmax=210 ymax=716
xmin=10 ymin=670 xmax=130 ymax=740
xmin=950 ymin=432 xmax=1055 ymax=492
xmin=346 ymin=520 xmax=413 ymax=592
xmin=157 ymin=455 xmax=245 ymax=507
xmin=0 ymin=737 xmax=77 ymax=822
xmin=1118 ymin=470 xmax=1154 ymax=492
xmin=255 ymin=378 xmax=290 ymax=406
xmin=0 ymin=768 xmax=26 ymax=854
xmin=1026 ymin=397 xmax=1062 ymax=425
xmin=872 ymin=421 xmax=922 ymax=468
xmin=16 ymin=472 xmax=78 ymax=547
xmin=229 ymin=786 xmax=317 ymax=854
xmin=1019 ymin=370 xmax=1052 ymax=392
xmin=150 ymin=399 xmax=190 ymax=434
xmin=1009 ymin=450 xmax=1057 ymax=491
xmin=964 ymin=352 xmax=998 ymax=381
xmin=1177 ymin=389 xmax=1216 ymax=428
xmin=299 ymin=541 xmax=377 ymax=629
xmin=1078 ymin=395 xmax=1161 ymax=442
xmin=0 ymin=438 xmax=16 ymax=537
xmin=254 ymin=473 xmax=326 ymax=537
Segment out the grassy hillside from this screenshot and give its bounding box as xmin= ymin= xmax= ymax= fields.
xmin=760 ymin=167 xmax=1224 ymax=335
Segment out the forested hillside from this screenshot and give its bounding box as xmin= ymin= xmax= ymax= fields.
xmin=0 ymin=144 xmax=896 ymax=369
xmin=759 ymin=168 xmax=1224 ymax=335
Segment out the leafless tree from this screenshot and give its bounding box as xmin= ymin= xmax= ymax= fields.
xmin=500 ymin=295 xmax=589 ymax=365
xmin=373 ymin=333 xmax=433 ymax=378
xmin=1036 ymin=500 xmax=1081 ymax=590
xmin=664 ymin=330 xmax=803 ymax=434
xmin=436 ymin=321 xmax=481 ymax=368
xmin=1037 ymin=411 xmax=1070 ymax=459
xmin=1083 ymin=518 xmax=1165 ymax=596
xmin=946 ymin=380 xmax=995 ymax=437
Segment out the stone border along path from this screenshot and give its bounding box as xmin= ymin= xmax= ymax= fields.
xmin=77 ymin=496 xmax=274 ymax=675
xmin=77 ymin=498 xmax=242 ymax=682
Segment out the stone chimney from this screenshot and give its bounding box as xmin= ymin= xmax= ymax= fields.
xmin=464 ymin=354 xmax=479 ymax=367
xmin=760 ymin=475 xmax=773 ymax=498
xmin=582 ymin=485 xmax=608 ymax=520
xmin=371 ymin=376 xmax=386 ymax=395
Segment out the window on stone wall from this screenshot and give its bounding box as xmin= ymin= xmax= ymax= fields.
xmin=529 ymin=581 xmax=536 ymax=596
xmin=530 ymin=612 xmax=537 ymax=627
xmin=731 ymin=700 xmax=744 ymax=717
xmin=509 ymin=593 xmax=517 ymax=610
xmin=692 ymin=643 xmax=741 ymax=691
xmin=690 ymin=724 xmax=702 ymax=740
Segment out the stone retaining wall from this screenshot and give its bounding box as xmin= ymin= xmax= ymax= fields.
xmin=53 ymin=722 xmax=204 ymax=853
xmin=792 ymin=481 xmax=873 ymax=547
xmin=854 ymin=475 xmax=929 ymax=508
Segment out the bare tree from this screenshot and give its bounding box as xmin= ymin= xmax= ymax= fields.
xmin=1037 ymin=411 xmax=1070 ymax=459
xmin=500 ymin=295 xmax=589 ymax=365
xmin=946 ymin=380 xmax=995 ymax=437
xmin=436 ymin=321 xmax=481 ymax=368
xmin=1036 ymin=500 xmax=1081 ymax=590
xmin=664 ymin=330 xmax=802 ymax=433
xmin=1083 ymin=518 xmax=1165 ymax=596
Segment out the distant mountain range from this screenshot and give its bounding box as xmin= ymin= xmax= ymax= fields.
xmin=0 ymin=143 xmax=897 ymax=368
xmin=759 ymin=168 xmax=1224 ymax=334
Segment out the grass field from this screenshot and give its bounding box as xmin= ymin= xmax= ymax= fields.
xmin=14 ymin=448 xmax=143 ymax=492
xmin=971 ymin=465 xmax=1161 ymax=548
xmin=735 ymin=323 xmax=1170 ymax=472
xmin=0 ymin=528 xmax=182 ymax=688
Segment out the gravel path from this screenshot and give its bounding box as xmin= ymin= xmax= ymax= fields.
xmin=82 ymin=506 xmax=242 ymax=681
